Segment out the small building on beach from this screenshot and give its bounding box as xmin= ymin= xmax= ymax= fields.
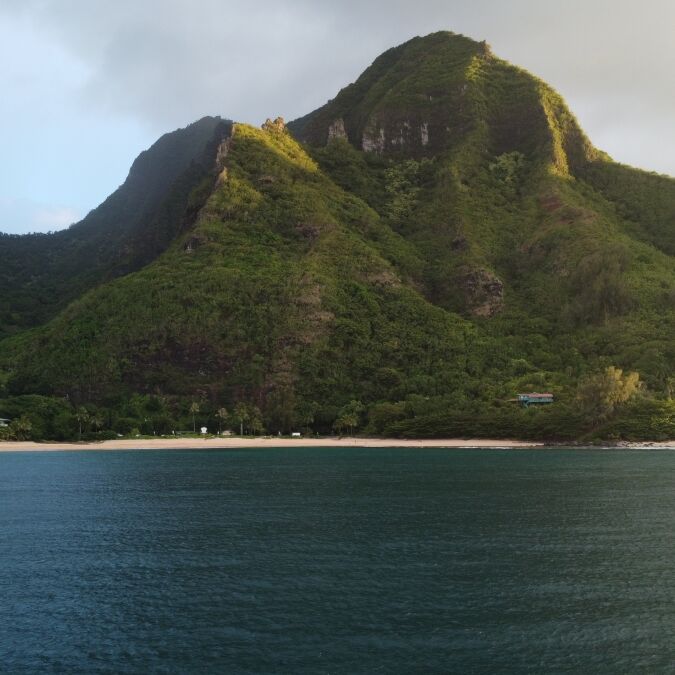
xmin=0 ymin=418 xmax=10 ymax=427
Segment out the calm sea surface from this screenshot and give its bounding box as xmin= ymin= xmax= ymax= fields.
xmin=1 ymin=448 xmax=674 ymax=673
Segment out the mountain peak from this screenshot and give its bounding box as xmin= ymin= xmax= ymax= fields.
xmin=289 ymin=31 xmax=593 ymax=175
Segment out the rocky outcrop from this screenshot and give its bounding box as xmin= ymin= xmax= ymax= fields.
xmin=457 ymin=268 xmax=504 ymax=317
xmin=327 ymin=118 xmax=348 ymax=142
xmin=215 ymin=137 xmax=232 ymax=170
xmin=421 ymin=122 xmax=430 ymax=146
xmin=262 ymin=117 xmax=287 ymax=134
xmin=361 ymin=117 xmax=431 ymax=154
xmin=183 ymin=234 xmax=208 ymax=254
xmin=362 ymin=123 xmax=386 ymax=153
xmin=390 ymin=121 xmax=412 ymax=147
xmin=367 ymin=268 xmax=401 ymax=288
xmin=295 ymin=222 xmax=324 ymax=242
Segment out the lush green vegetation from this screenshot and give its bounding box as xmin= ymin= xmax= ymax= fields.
xmin=0 ymin=33 xmax=673 ymax=442
xmin=0 ymin=117 xmax=230 ymax=339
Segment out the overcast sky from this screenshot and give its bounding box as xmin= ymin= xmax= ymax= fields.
xmin=1 ymin=0 xmax=673 ymax=233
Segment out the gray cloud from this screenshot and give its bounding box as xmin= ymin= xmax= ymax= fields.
xmin=1 ymin=0 xmax=674 ymax=175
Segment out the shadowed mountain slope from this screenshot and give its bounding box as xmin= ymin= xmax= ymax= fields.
xmin=0 ymin=116 xmax=231 ymax=338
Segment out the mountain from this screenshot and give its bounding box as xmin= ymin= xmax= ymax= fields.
xmin=0 ymin=116 xmax=231 ymax=338
xmin=1 ymin=32 xmax=674 ymax=441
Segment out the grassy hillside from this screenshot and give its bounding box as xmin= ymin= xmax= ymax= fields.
xmin=1 ymin=121 xmax=501 ymax=433
xmin=1 ymin=32 xmax=674 ymax=441
xmin=293 ymin=32 xmax=675 ymax=395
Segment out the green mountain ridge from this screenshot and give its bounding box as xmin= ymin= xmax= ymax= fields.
xmin=1 ymin=32 xmax=674 ymax=441
xmin=0 ymin=116 xmax=231 ymax=338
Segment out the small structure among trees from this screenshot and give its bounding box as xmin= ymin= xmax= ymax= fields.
xmin=518 ymin=392 xmax=554 ymax=408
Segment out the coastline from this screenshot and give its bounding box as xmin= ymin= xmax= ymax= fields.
xmin=0 ymin=437 xmax=545 ymax=452
xmin=0 ymin=437 xmax=673 ymax=452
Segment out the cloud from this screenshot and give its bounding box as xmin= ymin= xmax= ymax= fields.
xmin=3 ymin=2 xmax=672 ymax=120
xmin=0 ymin=0 xmax=343 ymax=130
xmin=0 ymin=198 xmax=80 ymax=234
xmin=32 ymin=206 xmax=80 ymax=230
xmin=0 ymin=0 xmax=673 ymax=187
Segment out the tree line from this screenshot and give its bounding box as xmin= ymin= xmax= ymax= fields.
xmin=1 ymin=367 xmax=674 ymax=443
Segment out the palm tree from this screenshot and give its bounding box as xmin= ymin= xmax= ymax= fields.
xmin=234 ymin=402 xmax=249 ymax=436
xmin=189 ymin=402 xmax=200 ymax=434
xmin=10 ymin=415 xmax=33 ymax=442
xmin=75 ymin=407 xmax=90 ymax=440
xmin=215 ymin=407 xmax=229 ymax=434
xmin=91 ymin=413 xmax=104 ymax=433
xmin=249 ymin=406 xmax=264 ymax=436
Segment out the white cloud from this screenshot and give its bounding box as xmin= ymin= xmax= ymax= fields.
xmin=0 ymin=197 xmax=80 ymax=234
xmin=32 ymin=206 xmax=80 ymax=230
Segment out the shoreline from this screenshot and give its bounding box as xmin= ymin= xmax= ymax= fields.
xmin=0 ymin=437 xmax=543 ymax=452
xmin=0 ymin=437 xmax=673 ymax=452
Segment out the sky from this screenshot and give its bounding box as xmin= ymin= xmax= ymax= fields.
xmin=0 ymin=0 xmax=673 ymax=234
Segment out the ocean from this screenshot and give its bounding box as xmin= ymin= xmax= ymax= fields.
xmin=1 ymin=447 xmax=673 ymax=673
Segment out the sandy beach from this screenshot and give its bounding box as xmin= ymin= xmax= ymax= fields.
xmin=0 ymin=437 xmax=547 ymax=452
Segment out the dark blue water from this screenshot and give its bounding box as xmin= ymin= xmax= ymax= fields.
xmin=1 ymin=448 xmax=674 ymax=673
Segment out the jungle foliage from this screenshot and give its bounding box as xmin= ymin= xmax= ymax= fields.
xmin=0 ymin=33 xmax=673 ymax=442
